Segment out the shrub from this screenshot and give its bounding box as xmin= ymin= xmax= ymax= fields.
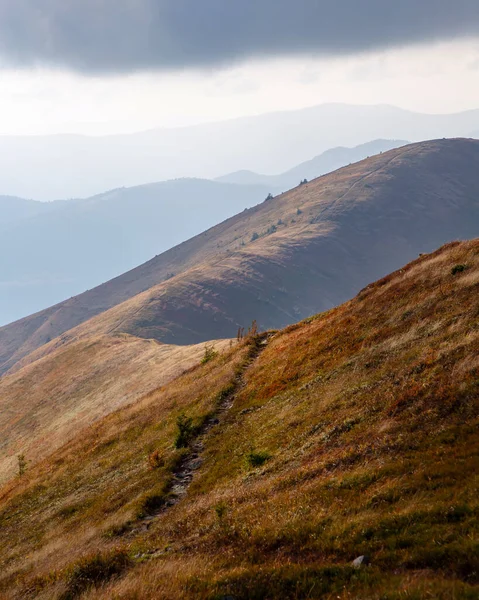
xmin=265 ymin=193 xmax=274 ymax=201
xmin=451 ymin=264 xmax=468 ymax=275
xmin=266 ymin=224 xmax=277 ymax=235
xmin=201 ymin=344 xmax=218 ymax=364
xmin=136 ymin=491 xmax=168 ymax=518
xmin=296 ymin=208 xmax=302 ymax=215
xmin=246 ymin=319 xmax=258 ymax=338
xmin=61 ymin=549 xmax=131 ymax=599
xmin=214 ymin=501 xmax=228 ymax=521
xmin=245 ymin=449 xmax=271 ymax=469
xmin=251 ymin=232 xmax=260 ymax=242
xmin=147 ymin=450 xmax=164 ymax=469
xmin=174 ymin=413 xmax=195 ymax=449
xmin=17 ymin=454 xmax=27 ymax=477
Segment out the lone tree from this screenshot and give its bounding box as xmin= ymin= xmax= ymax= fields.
xmin=265 ymin=193 xmax=274 ymax=201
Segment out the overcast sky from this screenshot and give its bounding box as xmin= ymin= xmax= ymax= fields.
xmin=0 ymin=1 xmax=478 ymax=135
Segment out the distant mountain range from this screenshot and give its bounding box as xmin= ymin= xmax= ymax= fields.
xmin=0 ymin=139 xmax=406 ymax=326
xmin=0 ymin=103 xmax=478 ymax=199
xmin=216 ymin=139 xmax=407 ymax=190
xmin=0 ymin=179 xmax=272 ymax=326
xmin=1 ymin=138 xmax=478 ymax=377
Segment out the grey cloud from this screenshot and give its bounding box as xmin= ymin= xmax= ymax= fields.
xmin=0 ymin=1 xmax=478 ymax=72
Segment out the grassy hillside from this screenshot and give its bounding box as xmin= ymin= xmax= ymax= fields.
xmin=0 ymin=178 xmax=271 ymax=326
xmin=1 ymin=138 xmax=478 ymax=376
xmin=0 ymin=335 xmax=231 ymax=484
xmin=0 ymin=239 xmax=477 ymax=599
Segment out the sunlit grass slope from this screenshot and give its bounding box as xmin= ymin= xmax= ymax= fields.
xmin=0 ymin=334 xmax=231 ymax=484
xmin=0 ymin=239 xmax=478 ymax=599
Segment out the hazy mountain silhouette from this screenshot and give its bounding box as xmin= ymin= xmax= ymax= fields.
xmin=0 ymin=179 xmax=272 ymax=326
xmin=0 ymin=140 xmax=407 ymax=325
xmin=0 ymin=104 xmax=478 ymax=199
xmin=216 ymin=139 xmax=408 ymax=189
xmin=1 ymin=138 xmax=478 ymax=376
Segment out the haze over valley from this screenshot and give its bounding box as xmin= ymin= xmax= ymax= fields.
xmin=0 ymin=2 xmax=478 ymax=599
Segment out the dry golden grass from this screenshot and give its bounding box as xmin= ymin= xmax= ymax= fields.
xmin=2 ymin=138 xmax=479 ymax=375
xmin=0 ymin=239 xmax=478 ymax=599
xmin=0 ymin=334 xmax=231 ymax=483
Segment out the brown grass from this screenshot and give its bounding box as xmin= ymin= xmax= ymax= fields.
xmin=2 ymin=138 xmax=479 ymax=375
xmin=0 ymin=335 xmax=231 ymax=483
xmin=0 ymin=239 xmax=478 ymax=599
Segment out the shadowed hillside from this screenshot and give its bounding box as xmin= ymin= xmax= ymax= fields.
xmin=0 ymin=239 xmax=477 ymax=599
xmin=1 ymin=138 xmax=478 ymax=376
xmin=0 ymin=178 xmax=272 ymax=325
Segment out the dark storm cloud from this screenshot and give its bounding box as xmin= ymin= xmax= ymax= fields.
xmin=0 ymin=0 xmax=478 ymax=73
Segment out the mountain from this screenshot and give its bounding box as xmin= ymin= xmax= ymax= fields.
xmin=0 ymin=140 xmax=405 ymax=326
xmin=217 ymin=139 xmax=408 ymax=189
xmin=0 ymin=195 xmax=51 ymax=226
xmin=1 ymin=138 xmax=478 ymax=378
xmin=0 ymin=238 xmax=477 ymax=599
xmin=0 ymin=178 xmax=271 ymax=325
xmin=0 ymin=104 xmax=479 ymax=199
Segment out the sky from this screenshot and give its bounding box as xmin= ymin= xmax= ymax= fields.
xmin=0 ymin=1 xmax=478 ymax=135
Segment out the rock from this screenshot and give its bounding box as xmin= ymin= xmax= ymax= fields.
xmin=352 ymin=555 xmax=370 ymax=568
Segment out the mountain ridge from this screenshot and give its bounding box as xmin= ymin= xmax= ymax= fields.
xmin=0 ymin=103 xmax=479 ymax=199
xmin=0 ymin=237 xmax=477 ymax=599
xmin=1 ymin=138 xmax=478 ymax=377
xmin=216 ymin=139 xmax=408 ymax=188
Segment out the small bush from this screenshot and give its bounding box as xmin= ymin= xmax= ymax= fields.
xmin=136 ymin=492 xmax=168 ymax=518
xmin=61 ymin=549 xmax=131 ymax=599
xmin=201 ymin=344 xmax=218 ymax=364
xmin=57 ymin=504 xmax=81 ymax=519
xmin=265 ymin=193 xmax=274 ymax=201
xmin=147 ymin=449 xmax=164 ymax=469
xmin=214 ymin=501 xmax=228 ymax=521
xmin=102 ymin=521 xmax=133 ymax=538
xmin=17 ymin=454 xmax=27 ymax=477
xmin=251 ymin=232 xmax=260 ymax=242
xmin=451 ymin=264 xmax=468 ymax=275
xmin=245 ymin=449 xmax=271 ymax=469
xmin=174 ymin=413 xmax=195 ymax=449
xmin=296 ymin=208 xmax=302 ymax=215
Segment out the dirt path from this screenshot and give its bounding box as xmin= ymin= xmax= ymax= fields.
xmin=130 ymin=332 xmax=271 ymax=536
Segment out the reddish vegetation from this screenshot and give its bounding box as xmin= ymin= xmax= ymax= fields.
xmin=0 ymin=239 xmax=477 ymax=599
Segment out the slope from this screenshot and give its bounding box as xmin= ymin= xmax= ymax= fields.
xmin=0 ymin=239 xmax=477 ymax=599
xmin=0 ymin=333 xmax=231 ymax=484
xmin=1 ymin=138 xmax=478 ymax=376
xmin=0 ymin=178 xmax=271 ymax=325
